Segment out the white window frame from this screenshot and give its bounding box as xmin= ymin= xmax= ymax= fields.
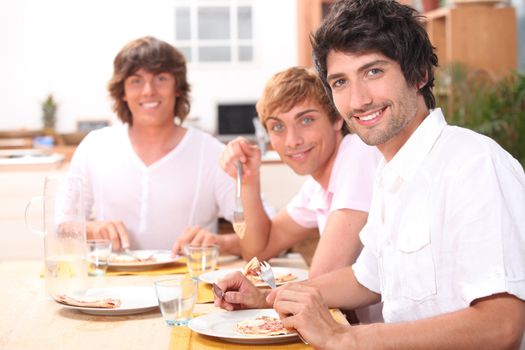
xmin=174 ymin=0 xmax=254 ymax=65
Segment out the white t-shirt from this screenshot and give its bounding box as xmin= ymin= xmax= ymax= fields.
xmin=353 ymin=109 xmax=525 ymax=323
xmin=286 ymin=133 xmax=382 ymax=234
xmin=69 ymin=124 xmax=237 ymax=250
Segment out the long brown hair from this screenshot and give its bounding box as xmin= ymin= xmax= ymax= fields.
xmin=108 ymin=36 xmax=191 ymax=125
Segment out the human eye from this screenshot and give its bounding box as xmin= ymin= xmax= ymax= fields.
xmin=127 ymin=76 xmax=142 ymax=85
xmin=301 ymin=116 xmax=315 ymax=125
xmin=330 ymin=78 xmax=346 ymax=89
xmin=268 ymin=122 xmax=284 ymax=133
xmin=157 ymin=73 xmax=173 ymax=82
xmin=366 ymin=68 xmax=383 ymax=77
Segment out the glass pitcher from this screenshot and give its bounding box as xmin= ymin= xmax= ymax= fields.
xmin=25 ymin=174 xmax=88 ymax=297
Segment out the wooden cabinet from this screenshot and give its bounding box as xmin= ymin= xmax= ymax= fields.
xmin=424 ymin=4 xmax=517 ymax=78
xmin=297 ymin=1 xmax=516 ymax=77
xmin=297 ymin=0 xmax=331 ymax=67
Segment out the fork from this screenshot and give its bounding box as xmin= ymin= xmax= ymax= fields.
xmin=232 ymin=160 xmax=246 ymax=238
xmin=123 ymin=248 xmax=141 ymax=261
xmin=257 ymin=260 xmax=276 ymax=289
xmin=257 ymin=260 xmax=308 ymax=344
xmin=123 ymin=248 xmax=157 ymax=262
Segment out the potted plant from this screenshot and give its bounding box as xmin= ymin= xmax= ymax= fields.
xmin=436 ymin=63 xmax=525 ymax=167
xmin=42 ymin=94 xmax=57 ymax=132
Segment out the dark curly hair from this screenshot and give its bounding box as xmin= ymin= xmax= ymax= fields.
xmin=108 ymin=36 xmax=191 ymax=125
xmin=311 ymin=0 xmax=438 ymax=109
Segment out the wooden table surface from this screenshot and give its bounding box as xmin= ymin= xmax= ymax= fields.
xmin=0 ymin=253 xmax=313 ymax=349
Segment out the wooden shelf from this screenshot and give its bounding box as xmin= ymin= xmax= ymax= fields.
xmin=423 ymin=4 xmax=517 ymax=78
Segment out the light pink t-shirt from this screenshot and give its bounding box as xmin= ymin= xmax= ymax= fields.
xmin=286 ymin=133 xmax=382 ymax=234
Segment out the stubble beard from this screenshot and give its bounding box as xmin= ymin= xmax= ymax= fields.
xmin=344 ymin=98 xmax=419 ymax=147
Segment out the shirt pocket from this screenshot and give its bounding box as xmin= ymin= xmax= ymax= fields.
xmin=397 ymin=222 xmax=437 ymax=301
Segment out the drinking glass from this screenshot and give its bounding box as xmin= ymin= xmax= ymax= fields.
xmin=154 ymin=277 xmax=198 ymax=326
xmin=86 ymin=239 xmax=112 ymax=276
xmin=184 ymin=244 xmax=219 ymax=280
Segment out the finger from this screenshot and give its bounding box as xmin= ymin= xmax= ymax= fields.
xmin=266 ymin=284 xmax=302 ymax=308
xmin=183 ymin=225 xmax=201 ymax=241
xmin=103 ymin=223 xmax=122 ymax=251
xmin=273 ymin=299 xmax=302 ymax=321
xmin=173 ymin=226 xmax=201 ymax=255
xmin=266 ymin=285 xmax=284 ymax=305
xmin=114 ymin=221 xmax=130 ymax=250
xmin=202 ymin=233 xmax=218 ymax=246
xmin=171 ymin=240 xmax=181 ymax=257
xmin=214 ymin=296 xmax=237 ymax=311
xmin=190 ymin=231 xmax=206 ymax=246
xmin=90 ymin=225 xmax=103 ymax=240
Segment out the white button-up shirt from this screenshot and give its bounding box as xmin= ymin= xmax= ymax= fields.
xmin=353 ymin=109 xmax=525 ymax=323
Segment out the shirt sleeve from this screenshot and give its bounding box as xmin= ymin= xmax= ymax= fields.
xmin=286 ymin=178 xmax=320 ymax=229
xmin=448 ymin=151 xmax=525 ymax=305
xmin=352 ymin=222 xmax=381 ymax=294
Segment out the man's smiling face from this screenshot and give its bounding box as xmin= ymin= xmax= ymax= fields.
xmin=326 ymin=50 xmax=426 ymax=159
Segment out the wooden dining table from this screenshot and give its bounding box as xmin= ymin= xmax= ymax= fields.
xmin=0 ymin=253 xmax=341 ymax=349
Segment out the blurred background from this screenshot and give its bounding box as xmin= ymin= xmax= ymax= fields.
xmin=0 ymin=0 xmax=523 ymax=142
xmin=0 ymin=0 xmax=523 ymax=260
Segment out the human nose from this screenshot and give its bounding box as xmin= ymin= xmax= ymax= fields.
xmin=349 ymin=81 xmax=372 ymax=112
xmin=285 ymin=126 xmax=303 ymax=148
xmin=142 ymin=80 xmax=156 ymax=96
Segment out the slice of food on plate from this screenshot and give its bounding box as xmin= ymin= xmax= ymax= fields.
xmin=242 ymin=257 xmax=298 ymax=286
xmin=109 ymin=252 xmax=157 ymax=264
xmin=54 ymin=294 xmax=121 ymax=308
xmin=243 ymin=256 xmax=262 ymax=276
xmin=236 ymin=315 xmax=294 ymax=336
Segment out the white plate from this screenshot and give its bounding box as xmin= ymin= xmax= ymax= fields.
xmin=188 ymin=309 xmax=299 ymax=344
xmin=56 ymin=286 xmax=159 ymax=316
xmin=108 ymin=250 xmax=182 ymax=270
xmin=198 ymin=267 xmax=308 ymax=287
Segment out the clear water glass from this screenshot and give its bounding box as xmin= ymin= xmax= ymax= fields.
xmin=184 ymin=244 xmax=219 ymax=280
xmin=86 ymin=239 xmax=112 ymax=276
xmin=154 ymin=277 xmax=198 ymax=326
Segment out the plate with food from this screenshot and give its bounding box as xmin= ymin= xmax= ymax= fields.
xmin=199 ymin=267 xmax=308 ymax=287
xmin=188 ymin=309 xmax=299 ymax=344
xmin=53 ymin=286 xmax=159 ymax=316
xmin=108 ymin=250 xmax=183 ymax=270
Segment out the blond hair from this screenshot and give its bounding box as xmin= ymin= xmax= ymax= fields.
xmin=256 ymin=67 xmax=346 ymax=133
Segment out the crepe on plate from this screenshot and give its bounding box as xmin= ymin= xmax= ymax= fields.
xmin=236 ymin=315 xmax=293 ymax=336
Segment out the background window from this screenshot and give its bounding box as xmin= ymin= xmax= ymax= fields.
xmin=174 ymin=0 xmax=254 ymax=64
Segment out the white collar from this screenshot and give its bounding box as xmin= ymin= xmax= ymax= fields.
xmin=379 ymin=108 xmax=447 ymax=192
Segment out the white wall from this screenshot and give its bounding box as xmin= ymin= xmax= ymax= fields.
xmin=0 ymin=0 xmax=298 ymax=134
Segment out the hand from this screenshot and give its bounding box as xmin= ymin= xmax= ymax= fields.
xmin=171 ymin=225 xmax=224 ymax=256
xmin=267 ymin=284 xmax=347 ymax=348
xmin=86 ymin=220 xmax=130 ymax=252
xmin=220 ymin=137 xmax=262 ymax=180
xmin=214 ymin=271 xmax=270 ymax=311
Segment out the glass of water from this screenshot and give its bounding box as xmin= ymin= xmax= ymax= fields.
xmin=86 ymin=239 xmax=112 ymax=276
xmin=154 ymin=277 xmax=198 ymax=326
xmin=184 ymin=244 xmax=219 ymax=280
